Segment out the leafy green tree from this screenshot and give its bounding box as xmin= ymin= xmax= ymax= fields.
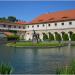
xmin=55 ymin=32 xmax=61 ymax=42
xmin=62 ymin=32 xmax=69 ymax=41
xmin=49 ymin=32 xmax=54 ymax=41
xmin=8 ymin=16 xmax=16 ymax=22
xmin=70 ymin=33 xmax=75 ymax=41
xmin=43 ymin=33 xmax=48 ymax=41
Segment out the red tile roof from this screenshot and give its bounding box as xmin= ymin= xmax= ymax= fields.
xmin=31 ymin=9 xmax=75 ymax=24
xmin=15 ymin=21 xmax=29 ymax=25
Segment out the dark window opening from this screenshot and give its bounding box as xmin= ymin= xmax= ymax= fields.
xmin=8 ymin=25 xmax=11 ymax=28
xmin=3 ymin=24 xmax=6 ymax=27
xmin=48 ymin=24 xmax=50 ymax=26
xmin=62 ymin=23 xmax=64 ymax=25
xmin=23 ymin=26 xmax=25 ymax=29
xmin=55 ymin=23 xmax=57 ymax=26
xmin=14 ymin=26 xmax=16 ymax=28
xmin=19 ymin=26 xmax=21 ymax=28
xmin=69 ymin=22 xmax=72 ymax=25
xmin=37 ymin=25 xmax=39 ymax=27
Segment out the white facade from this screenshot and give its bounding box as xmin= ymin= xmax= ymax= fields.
xmin=0 ymin=20 xmax=75 ymax=41
xmin=24 ymin=20 xmax=75 ymax=40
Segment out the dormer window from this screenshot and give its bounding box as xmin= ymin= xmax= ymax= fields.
xmin=48 ymin=18 xmax=54 ymax=20
xmin=38 ymin=19 xmax=43 ymax=22
xmin=62 ymin=17 xmax=68 ymax=18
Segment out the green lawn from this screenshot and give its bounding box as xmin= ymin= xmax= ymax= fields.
xmin=6 ymin=41 xmax=64 ymax=47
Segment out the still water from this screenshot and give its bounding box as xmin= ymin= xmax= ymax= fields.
xmin=0 ymin=43 xmax=75 ymax=74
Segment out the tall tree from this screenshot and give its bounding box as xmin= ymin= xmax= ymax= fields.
xmin=8 ymin=16 xmax=16 ymax=22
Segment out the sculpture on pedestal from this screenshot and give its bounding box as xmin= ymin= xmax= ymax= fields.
xmin=32 ymin=30 xmax=40 ymax=43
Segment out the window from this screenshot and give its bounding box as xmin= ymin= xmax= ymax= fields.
xmin=8 ymin=25 xmax=11 ymax=28
xmin=43 ymin=24 xmax=45 ymax=27
xmin=23 ymin=26 xmax=25 ymax=29
xmin=3 ymin=24 xmax=6 ymax=27
xmin=28 ymin=26 xmax=29 ymax=28
xmin=14 ymin=26 xmax=16 ymax=28
xmin=32 ymin=25 xmax=34 ymax=28
xmin=69 ymin=22 xmax=72 ymax=25
xmin=55 ymin=23 xmax=57 ymax=26
xmin=62 ymin=23 xmax=64 ymax=25
xmin=37 ymin=25 xmax=39 ymax=27
xmin=27 ymin=33 xmax=29 ymax=35
xmin=48 ymin=24 xmax=50 ymax=26
xmin=19 ymin=26 xmax=21 ymax=28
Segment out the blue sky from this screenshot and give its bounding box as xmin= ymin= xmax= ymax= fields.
xmin=0 ymin=1 xmax=75 ymax=22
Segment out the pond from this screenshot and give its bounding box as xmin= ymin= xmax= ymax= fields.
xmin=0 ymin=42 xmax=75 ymax=74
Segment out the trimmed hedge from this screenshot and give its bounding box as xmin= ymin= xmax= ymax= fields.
xmin=70 ymin=33 xmax=75 ymax=41
xmin=43 ymin=33 xmax=48 ymax=41
xmin=49 ymin=32 xmax=54 ymax=41
xmin=62 ymin=33 xmax=69 ymax=41
xmin=55 ymin=32 xmax=61 ymax=41
xmin=7 ymin=35 xmax=19 ymax=41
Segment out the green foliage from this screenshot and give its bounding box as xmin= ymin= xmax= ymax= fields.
xmin=62 ymin=32 xmax=69 ymax=41
xmin=55 ymin=32 xmax=61 ymax=41
xmin=0 ymin=64 xmax=12 ymax=74
xmin=7 ymin=35 xmax=19 ymax=41
xmin=70 ymin=33 xmax=75 ymax=41
xmin=43 ymin=33 xmax=48 ymax=41
xmin=7 ymin=41 xmax=64 ymax=47
xmin=8 ymin=30 xmax=17 ymax=34
xmin=49 ymin=32 xmax=54 ymax=41
xmin=8 ymin=16 xmax=16 ymax=22
xmin=56 ymin=60 xmax=75 ymax=74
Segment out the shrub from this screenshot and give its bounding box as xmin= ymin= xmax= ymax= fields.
xmin=49 ymin=33 xmax=54 ymax=41
xmin=7 ymin=35 xmax=19 ymax=41
xmin=55 ymin=32 xmax=61 ymax=41
xmin=43 ymin=33 xmax=48 ymax=41
xmin=70 ymin=33 xmax=75 ymax=41
xmin=62 ymin=33 xmax=69 ymax=41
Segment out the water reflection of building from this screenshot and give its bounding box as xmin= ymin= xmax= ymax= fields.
xmin=0 ymin=9 xmax=75 ymax=41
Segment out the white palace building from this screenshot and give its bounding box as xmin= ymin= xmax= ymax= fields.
xmin=0 ymin=9 xmax=75 ymax=41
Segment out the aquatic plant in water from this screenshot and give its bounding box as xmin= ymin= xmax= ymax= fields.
xmin=0 ymin=63 xmax=13 ymax=74
xmin=56 ymin=60 xmax=75 ymax=74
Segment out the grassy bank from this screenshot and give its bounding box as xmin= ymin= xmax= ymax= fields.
xmin=6 ymin=41 xmax=65 ymax=47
